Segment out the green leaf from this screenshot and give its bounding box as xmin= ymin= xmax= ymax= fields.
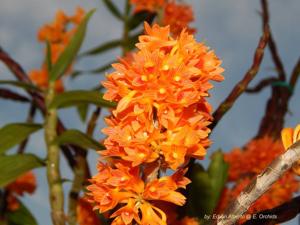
xmin=50 ymin=9 xmax=95 ymax=81
xmin=0 ymin=123 xmax=43 ymax=154
xmin=0 ymin=154 xmax=44 ymax=187
xmin=127 ymin=12 xmax=153 ymax=31
xmin=52 ymin=129 xmax=105 ymax=150
xmin=46 ymin=40 xmax=52 ymax=71
xmin=102 ymin=0 xmax=123 ymax=20
xmin=187 ymin=150 xmax=228 ymax=220
xmin=7 ymin=199 xmax=38 ymax=225
xmin=0 ymin=81 xmax=41 ymax=92
xmin=76 ymin=104 xmax=89 ymax=122
xmin=71 ymin=62 xmax=112 ymax=79
xmin=49 ymin=90 xmax=116 ymax=109
xmin=79 ymin=39 xmax=122 ymax=57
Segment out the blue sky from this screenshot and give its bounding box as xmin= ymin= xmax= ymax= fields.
xmin=0 ymin=0 xmax=300 ymax=224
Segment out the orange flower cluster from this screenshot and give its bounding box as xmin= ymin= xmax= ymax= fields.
xmin=219 ymin=137 xmax=299 ymax=219
xmin=130 ymin=0 xmax=165 ymax=12
xmin=29 ymin=7 xmax=85 ymax=93
xmin=130 ymin=0 xmax=195 ymax=36
xmin=6 ymin=171 xmax=36 ymax=211
xmin=87 ymin=23 xmax=223 ymax=225
xmin=281 ymin=124 xmax=300 ymax=175
xmin=77 ymin=198 xmax=102 ymax=225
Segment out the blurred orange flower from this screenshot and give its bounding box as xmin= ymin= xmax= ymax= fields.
xmin=6 ymin=171 xmax=36 ymax=211
xmin=77 ymin=198 xmax=101 ymax=225
xmin=30 ymin=7 xmax=85 ymax=93
xmin=130 ymin=0 xmax=166 ymax=12
xmin=162 ymin=1 xmax=195 ymax=36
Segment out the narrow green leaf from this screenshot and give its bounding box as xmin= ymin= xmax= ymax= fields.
xmin=71 ymin=62 xmax=112 ymax=79
xmin=7 ymin=199 xmax=38 ymax=225
xmin=49 ymin=90 xmax=116 ymax=109
xmin=76 ymin=104 xmax=89 ymax=122
xmin=0 ymin=80 xmax=41 ymax=92
xmin=0 ymin=154 xmax=44 ymax=187
xmin=50 ymin=9 xmax=95 ymax=81
xmin=52 ymin=129 xmax=105 ymax=150
xmin=46 ymin=40 xmax=52 ymax=71
xmin=102 ymin=0 xmax=123 ymax=20
xmin=0 ymin=123 xmax=42 ymax=154
xmin=127 ymin=12 xmax=152 ymax=31
xmin=79 ymin=39 xmax=122 ymax=57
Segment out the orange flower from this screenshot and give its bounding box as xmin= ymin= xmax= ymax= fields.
xmin=77 ymin=198 xmax=101 ymax=225
xmin=162 ymin=1 xmax=196 ymax=36
xmin=89 ymin=23 xmax=223 ymax=225
xmin=130 ymin=0 xmax=166 ymax=12
xmin=6 ymin=171 xmax=36 ymax=211
xmin=224 ymin=136 xmax=285 ymax=181
xmin=281 ymin=124 xmax=300 ymax=175
xmin=102 ymin=23 xmax=223 ymax=170
xmin=30 ymin=7 xmax=85 ymax=92
xmin=87 ymin=162 xmax=189 ymax=224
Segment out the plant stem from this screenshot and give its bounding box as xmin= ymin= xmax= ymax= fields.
xmin=67 ymin=107 xmax=101 ymax=225
xmin=45 ymin=82 xmax=65 ymax=225
xmin=215 ymin=140 xmax=300 ymax=225
xmin=122 ymin=0 xmax=130 ymax=56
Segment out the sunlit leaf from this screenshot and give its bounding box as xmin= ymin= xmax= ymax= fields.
xmin=0 ymin=123 xmax=42 ymax=154
xmin=52 ymin=129 xmax=105 ymax=150
xmin=50 ymin=9 xmax=95 ymax=81
xmin=49 ymin=90 xmax=116 ymax=109
xmin=0 ymin=154 xmax=44 ymax=187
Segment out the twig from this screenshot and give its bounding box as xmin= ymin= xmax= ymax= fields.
xmin=215 ymin=140 xmax=300 ymax=225
xmin=67 ymin=107 xmax=101 ymax=225
xmin=242 ymin=196 xmax=300 ymax=225
xmin=289 ymin=57 xmax=300 ymax=88
xmin=0 ymin=88 xmax=30 ymax=102
xmin=17 ymin=104 xmax=37 ymax=153
xmin=261 ymin=0 xmax=286 ymax=81
xmin=210 ymin=25 xmax=270 ymax=130
xmin=245 ymin=77 xmax=278 ymax=93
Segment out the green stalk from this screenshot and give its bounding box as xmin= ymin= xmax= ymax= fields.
xmin=45 ymin=81 xmax=65 ymax=225
xmin=122 ymin=0 xmax=131 ymax=56
xmin=67 ymin=107 xmax=101 ymax=225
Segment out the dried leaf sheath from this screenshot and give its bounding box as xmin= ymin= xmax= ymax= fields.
xmin=216 ymin=140 xmax=300 ymax=225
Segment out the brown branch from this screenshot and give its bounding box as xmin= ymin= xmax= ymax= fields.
xmin=242 ymin=195 xmax=300 ymax=225
xmin=261 ymin=0 xmax=286 ymax=81
xmin=245 ymin=77 xmax=278 ymax=93
xmin=215 ymin=140 xmax=300 ymax=225
xmin=210 ymin=25 xmax=270 ymax=130
xmin=0 ymin=47 xmax=77 ymax=170
xmin=289 ymin=57 xmax=300 ymax=88
xmin=0 ymin=88 xmax=30 ymax=102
